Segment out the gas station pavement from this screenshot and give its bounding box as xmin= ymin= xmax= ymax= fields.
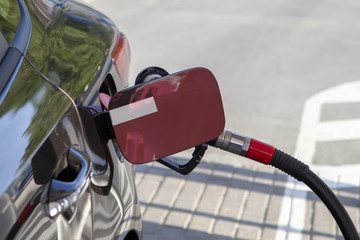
xmin=135 ymin=158 xmax=360 ymax=240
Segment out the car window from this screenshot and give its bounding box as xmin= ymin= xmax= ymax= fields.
xmin=0 ymin=0 xmax=31 ymax=96
xmin=0 ymin=0 xmax=20 ymax=44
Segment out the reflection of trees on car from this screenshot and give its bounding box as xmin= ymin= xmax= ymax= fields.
xmin=0 ymin=2 xmax=115 ymax=162
xmin=26 ymin=2 xmax=114 ymax=101
xmin=0 ymin=58 xmax=72 ymax=164
xmin=0 ymin=0 xmax=20 ymax=43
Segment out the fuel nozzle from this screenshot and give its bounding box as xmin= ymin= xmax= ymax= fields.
xmin=209 ymin=130 xmax=274 ymax=165
xmin=210 ymin=130 xmax=251 ymax=157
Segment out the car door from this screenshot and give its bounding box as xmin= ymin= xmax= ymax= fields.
xmin=0 ymin=48 xmax=94 ymax=240
xmin=0 ymin=0 xmax=96 ymax=239
xmin=1 ymin=0 xmax=141 ymax=239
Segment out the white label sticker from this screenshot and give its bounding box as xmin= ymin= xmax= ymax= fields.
xmin=110 ymin=96 xmax=158 ymax=125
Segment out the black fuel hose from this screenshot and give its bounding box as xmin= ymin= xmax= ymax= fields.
xmin=271 ymin=149 xmax=359 ymax=240
xmin=211 ymin=130 xmax=360 ymax=239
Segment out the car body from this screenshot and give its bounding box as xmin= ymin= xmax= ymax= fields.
xmin=0 ymin=0 xmax=142 ymax=239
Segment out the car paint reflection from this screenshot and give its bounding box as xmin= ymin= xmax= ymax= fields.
xmin=26 ymin=0 xmax=117 ymax=104
xmin=1 ymin=0 xmax=142 ymax=238
xmin=0 ymin=59 xmax=68 ymax=196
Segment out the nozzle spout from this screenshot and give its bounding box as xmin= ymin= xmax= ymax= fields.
xmin=210 ymin=130 xmax=251 ymax=157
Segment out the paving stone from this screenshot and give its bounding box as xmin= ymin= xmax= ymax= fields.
xmin=165 ymin=210 xmax=190 ymax=228
xmin=158 ymin=226 xmax=185 ymax=240
xmin=212 ymin=219 xmax=236 ymax=238
xmin=236 ymin=224 xmax=261 ymax=239
xmin=185 ymin=215 xmax=211 ymax=239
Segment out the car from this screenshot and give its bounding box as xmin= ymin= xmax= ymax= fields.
xmin=0 ymin=0 xmax=142 ymax=239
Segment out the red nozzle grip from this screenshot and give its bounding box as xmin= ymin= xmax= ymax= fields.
xmin=245 ymin=139 xmax=275 ymax=165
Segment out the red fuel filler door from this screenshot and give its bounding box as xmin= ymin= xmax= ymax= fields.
xmin=108 ymin=67 xmax=225 ymax=165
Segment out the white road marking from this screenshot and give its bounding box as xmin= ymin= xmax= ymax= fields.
xmin=295 ymin=80 xmax=360 ymax=165
xmin=276 ymin=80 xmax=360 ymax=240
xmin=316 ymin=119 xmax=360 ymax=142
